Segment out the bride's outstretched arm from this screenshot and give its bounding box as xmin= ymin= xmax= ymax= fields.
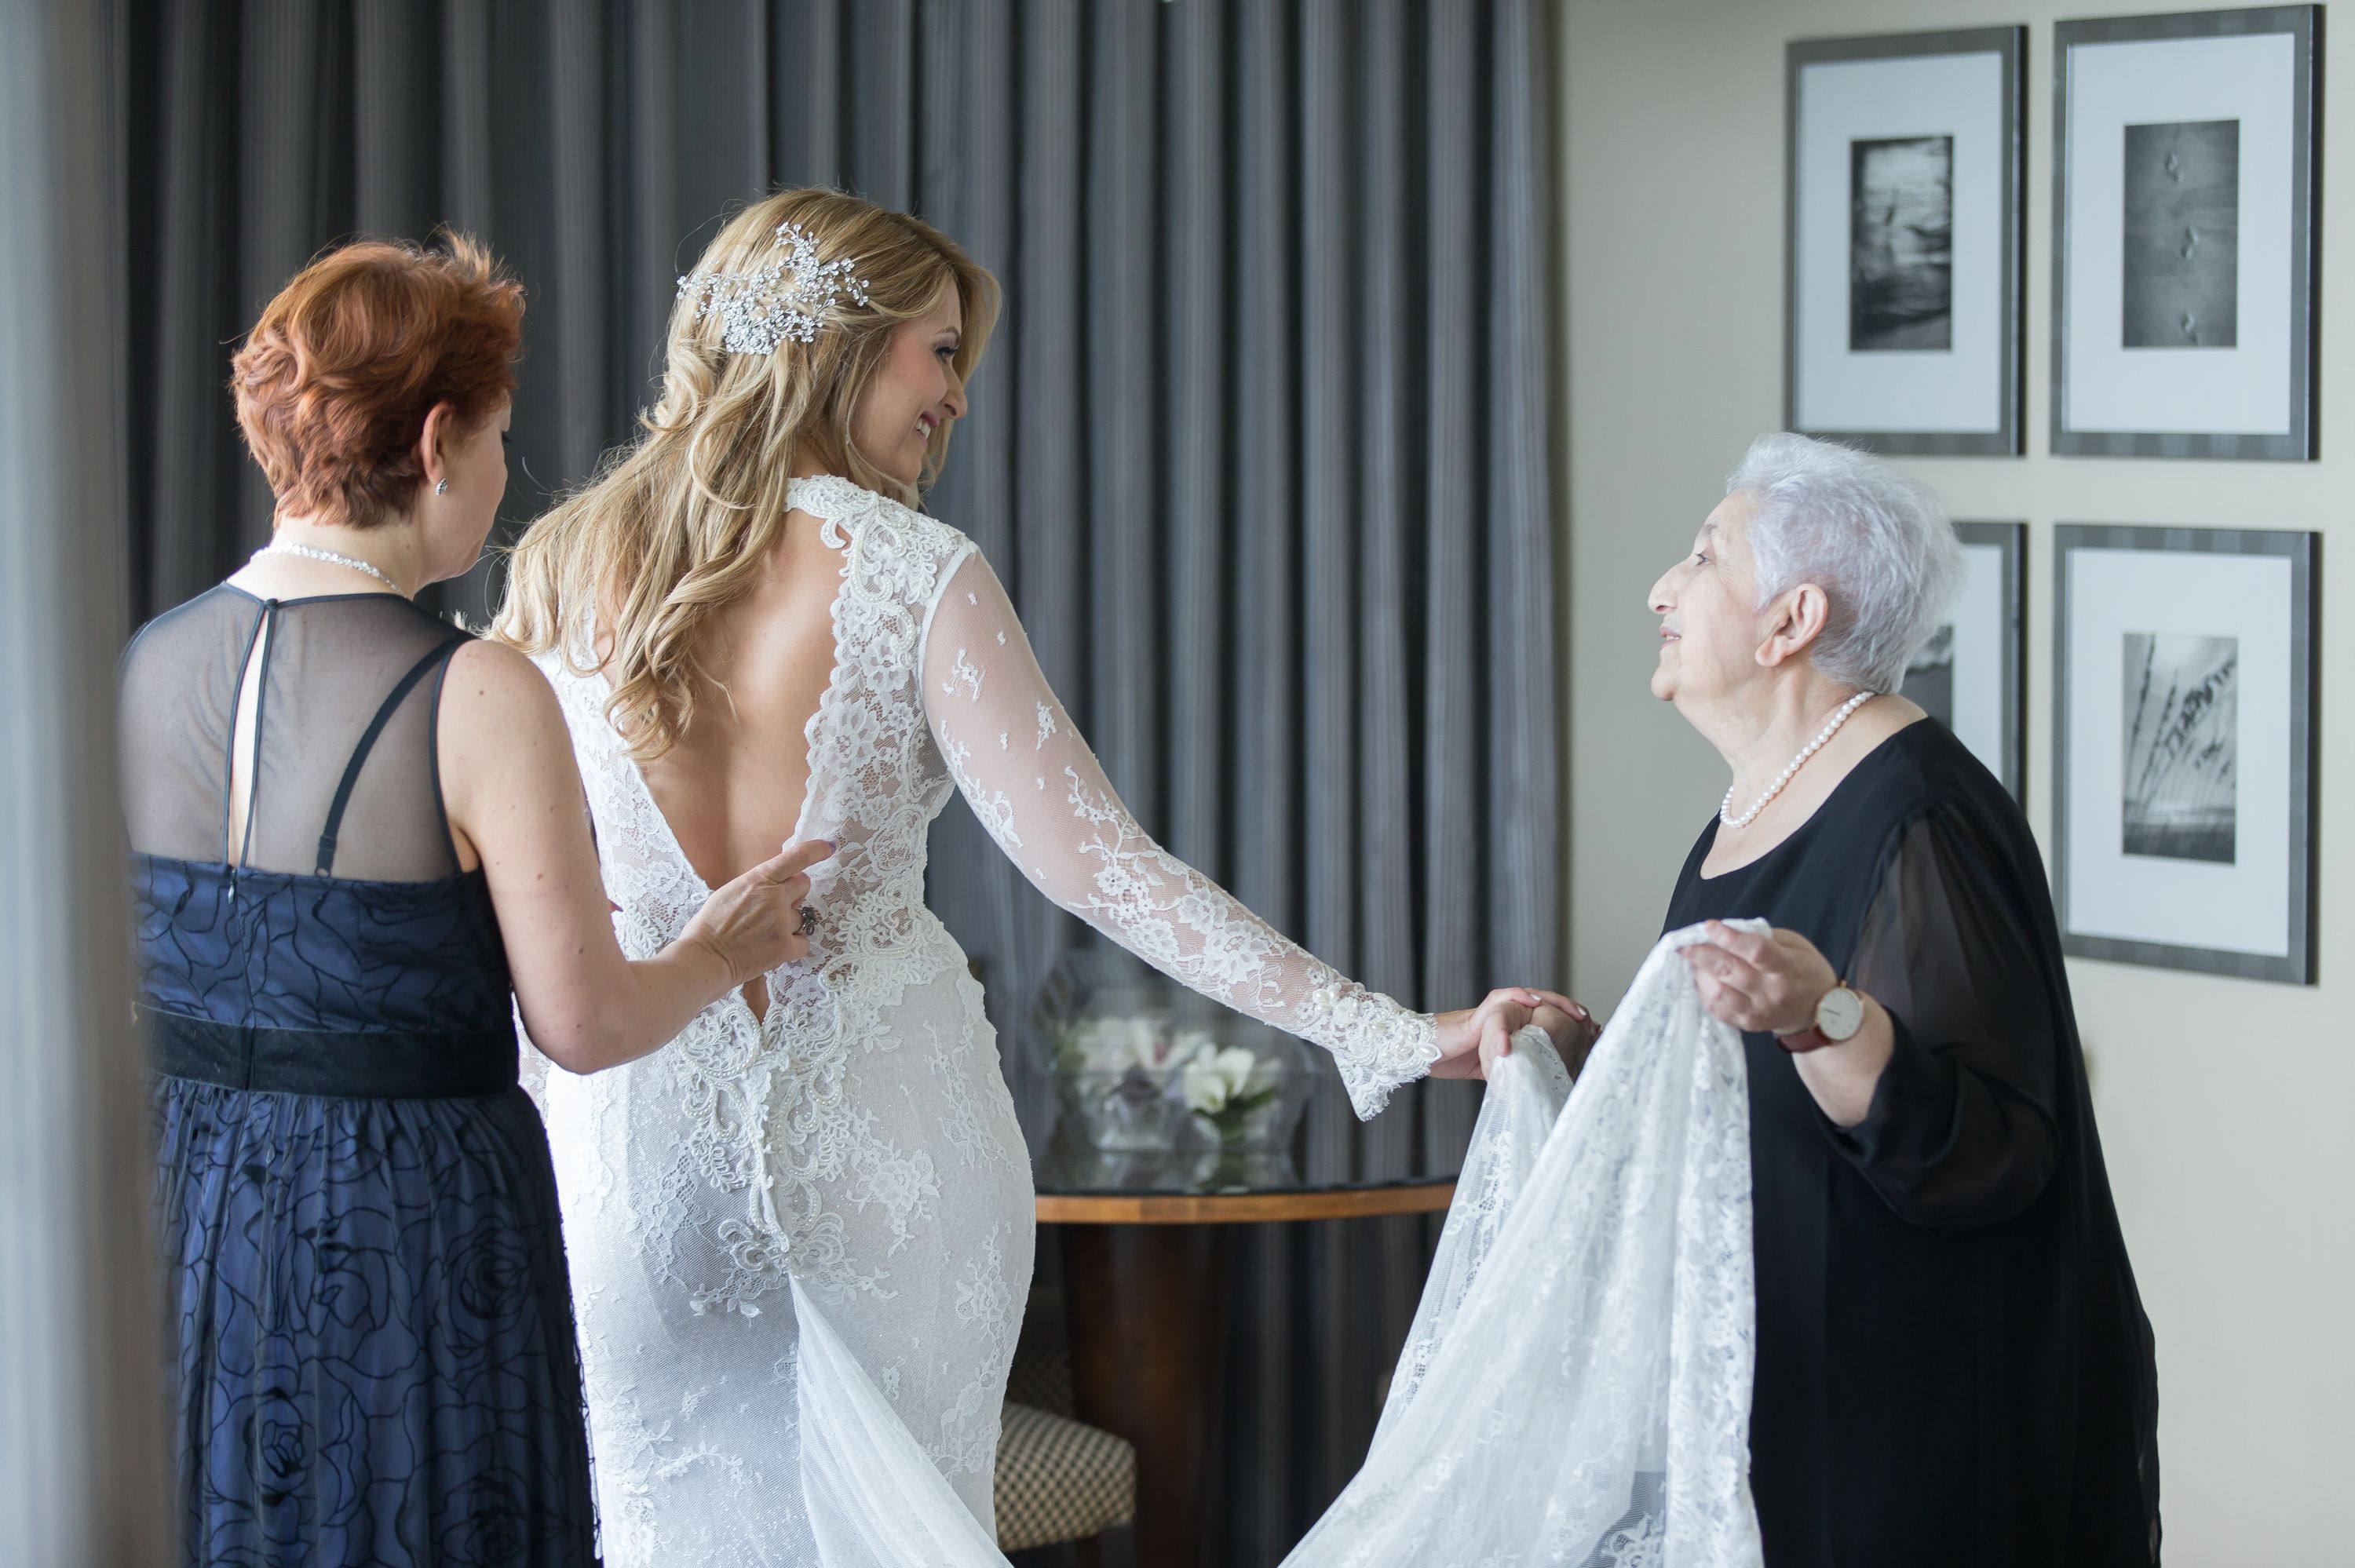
xmin=920 ymin=549 xmax=1532 ymax=1118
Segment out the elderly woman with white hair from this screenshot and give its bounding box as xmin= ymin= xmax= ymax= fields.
xmin=1652 ymin=435 xmax=2159 ymax=1565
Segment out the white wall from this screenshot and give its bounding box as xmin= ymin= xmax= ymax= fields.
xmin=1560 ymin=2 xmax=2352 ymax=1561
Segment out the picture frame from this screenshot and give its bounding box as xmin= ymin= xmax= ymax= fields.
xmin=2052 ymin=6 xmax=2320 ymax=459
xmin=1901 ymin=521 xmax=2025 ymax=799
xmin=1786 ymin=27 xmax=2026 ymax=456
xmin=2053 ymin=525 xmax=2317 ymax=983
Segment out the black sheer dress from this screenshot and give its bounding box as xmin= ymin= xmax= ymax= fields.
xmin=120 ymin=585 xmax=597 ymax=1567
xmin=1663 ymin=717 xmax=2159 ymax=1567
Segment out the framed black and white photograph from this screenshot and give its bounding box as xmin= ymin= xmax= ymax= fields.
xmin=1900 ymin=521 xmax=2025 ymax=798
xmin=1787 ymin=27 xmax=2025 ymax=455
xmin=2053 ymin=8 xmax=2320 ymax=459
xmin=2054 ymin=526 xmax=2317 ymax=983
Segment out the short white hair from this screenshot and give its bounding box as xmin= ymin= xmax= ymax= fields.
xmin=1725 ymin=432 xmax=1962 ymax=694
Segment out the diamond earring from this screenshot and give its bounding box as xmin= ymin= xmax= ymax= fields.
xmin=435 ymin=478 xmax=449 ymax=496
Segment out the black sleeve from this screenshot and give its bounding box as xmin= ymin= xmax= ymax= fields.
xmin=1831 ymin=804 xmax=2063 ymax=1232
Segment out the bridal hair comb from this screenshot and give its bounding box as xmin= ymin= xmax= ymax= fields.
xmin=676 ymin=221 xmax=873 ymax=356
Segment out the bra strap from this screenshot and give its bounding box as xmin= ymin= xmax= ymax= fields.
xmin=315 ymin=636 xmax=466 ymax=876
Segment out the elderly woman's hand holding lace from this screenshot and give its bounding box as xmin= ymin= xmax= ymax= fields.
xmin=1681 ymin=918 xmax=1893 ymax=1127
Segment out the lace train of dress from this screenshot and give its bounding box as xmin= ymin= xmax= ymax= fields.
xmin=1282 ymin=923 xmax=1766 ymax=1568
xmin=526 ymin=476 xmax=1441 ymax=1565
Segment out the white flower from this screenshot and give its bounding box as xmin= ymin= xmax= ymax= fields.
xmin=1181 ymin=1052 xmax=1232 ymax=1115
xmin=1181 ymin=1042 xmax=1264 ymax=1114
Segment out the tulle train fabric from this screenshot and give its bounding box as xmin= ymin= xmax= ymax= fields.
xmin=777 ymin=921 xmax=1765 ymax=1568
xmin=791 ymin=1278 xmax=1017 ymax=1566
xmin=1282 ymin=921 xmax=1765 ymax=1568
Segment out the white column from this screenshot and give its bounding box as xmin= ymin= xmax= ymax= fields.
xmin=0 ymin=1 xmax=174 ymax=1563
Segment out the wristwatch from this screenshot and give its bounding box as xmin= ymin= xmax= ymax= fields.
xmin=1776 ymin=984 xmax=1866 ymax=1054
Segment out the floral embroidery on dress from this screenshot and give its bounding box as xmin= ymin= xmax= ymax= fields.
xmin=917 ymin=549 xmax=1437 ymax=1121
xmin=930 ymin=1224 xmax=1014 ymax=1478
xmin=842 ymin=1106 xmax=940 ymax=1255
xmin=950 ymin=649 xmax=984 ymax=701
xmin=528 ymin=471 xmax=1431 ymax=1560
xmin=530 ymin=475 xmax=1039 ymax=1559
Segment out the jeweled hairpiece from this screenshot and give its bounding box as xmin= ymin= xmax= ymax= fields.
xmin=675 ymin=221 xmax=873 ymax=356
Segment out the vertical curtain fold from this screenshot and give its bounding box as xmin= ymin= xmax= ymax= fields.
xmin=112 ymin=5 xmax=1559 ymax=1559
xmin=1086 ymin=0 xmax=1157 ymax=820
xmin=1163 ymin=0 xmax=1229 ymax=876
xmin=1489 ymin=0 xmax=1564 ymax=1000
xmin=2 ymin=2 xmax=171 ymax=1559
xmin=1419 ymin=0 xmax=1484 ymax=1172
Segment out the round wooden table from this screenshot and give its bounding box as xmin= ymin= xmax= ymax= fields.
xmin=1035 ymin=1144 xmax=1456 ymax=1568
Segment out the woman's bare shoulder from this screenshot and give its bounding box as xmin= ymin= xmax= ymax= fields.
xmin=440 ymin=638 xmax=569 ymax=742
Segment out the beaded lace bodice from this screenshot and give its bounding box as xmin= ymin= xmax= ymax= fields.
xmin=526 ymin=476 xmax=1437 ymax=1563
xmin=542 ymin=476 xmax=1436 ymax=1302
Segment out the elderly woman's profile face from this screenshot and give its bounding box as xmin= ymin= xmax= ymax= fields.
xmin=1647 ymin=490 xmax=1765 ymax=709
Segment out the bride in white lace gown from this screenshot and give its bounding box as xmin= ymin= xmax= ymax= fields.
xmin=498 ymin=190 xmax=1577 ymax=1566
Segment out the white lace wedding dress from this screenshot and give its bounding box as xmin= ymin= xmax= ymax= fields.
xmin=1281 ymin=922 xmax=1765 ymax=1568
xmin=524 ymin=475 xmax=1441 ymax=1566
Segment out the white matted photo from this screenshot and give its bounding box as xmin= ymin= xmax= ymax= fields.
xmin=2054 ymin=525 xmax=2317 ymax=983
xmin=1786 ymin=27 xmax=2025 ymax=455
xmin=2053 ymin=7 xmax=2319 ymax=458
xmin=1900 ymin=521 xmax=2024 ymax=798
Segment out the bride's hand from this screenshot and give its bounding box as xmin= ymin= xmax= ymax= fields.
xmin=1429 ymin=988 xmax=1597 ymax=1081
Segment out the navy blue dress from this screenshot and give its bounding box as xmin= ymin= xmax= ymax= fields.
xmin=121 ymin=585 xmax=597 ymax=1567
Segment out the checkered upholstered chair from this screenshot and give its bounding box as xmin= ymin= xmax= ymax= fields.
xmin=994 ymin=1288 xmax=1135 ymax=1556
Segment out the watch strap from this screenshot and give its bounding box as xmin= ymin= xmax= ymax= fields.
xmin=1774 ymin=1023 xmax=1836 ymax=1053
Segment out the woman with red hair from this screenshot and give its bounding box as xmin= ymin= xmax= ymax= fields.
xmin=119 ymin=235 xmax=829 ymax=1566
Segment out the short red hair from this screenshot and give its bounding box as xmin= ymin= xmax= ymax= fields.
xmin=232 ymin=233 xmax=524 ymax=529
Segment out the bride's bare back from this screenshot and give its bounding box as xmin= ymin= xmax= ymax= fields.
xmin=633 ymin=505 xmax=842 ymax=1017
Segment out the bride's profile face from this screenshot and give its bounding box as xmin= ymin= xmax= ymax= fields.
xmin=853 ymin=284 xmax=967 ymax=487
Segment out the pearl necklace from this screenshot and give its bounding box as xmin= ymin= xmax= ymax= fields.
xmin=1719 ymin=691 xmax=1875 ymax=830
xmin=254 ymin=541 xmax=405 ymax=594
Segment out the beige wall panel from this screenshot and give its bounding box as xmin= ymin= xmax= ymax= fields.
xmin=1561 ymin=2 xmax=2351 ymax=1561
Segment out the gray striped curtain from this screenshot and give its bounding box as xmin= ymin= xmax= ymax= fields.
xmin=117 ymin=2 xmax=1558 ymax=1559
xmin=5 ymin=3 xmax=176 ymax=1562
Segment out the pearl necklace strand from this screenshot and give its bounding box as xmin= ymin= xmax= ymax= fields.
xmin=1719 ymin=691 xmax=1875 ymax=830
xmin=254 ymin=541 xmax=405 ymax=595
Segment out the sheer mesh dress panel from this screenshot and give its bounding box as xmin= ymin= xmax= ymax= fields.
xmin=119 ymin=587 xmax=467 ymax=881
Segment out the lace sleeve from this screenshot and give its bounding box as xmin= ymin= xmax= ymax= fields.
xmin=918 ymin=550 xmax=1438 ymax=1119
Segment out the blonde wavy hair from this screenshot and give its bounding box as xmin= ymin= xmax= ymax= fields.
xmin=495 ymin=188 xmax=999 ymax=759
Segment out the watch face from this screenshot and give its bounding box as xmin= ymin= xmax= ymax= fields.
xmin=1817 ymin=986 xmax=1866 ymax=1042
